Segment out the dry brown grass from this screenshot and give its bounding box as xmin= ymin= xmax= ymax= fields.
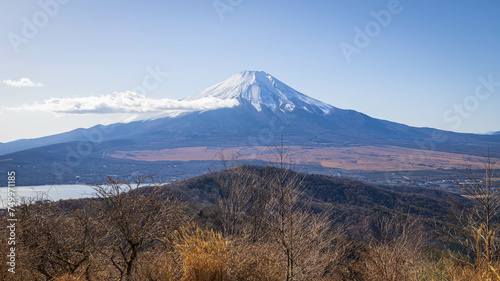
xmin=173 ymin=224 xmax=230 ymax=281
xmin=109 ymin=145 xmax=496 ymax=171
xmin=135 ymin=251 xmax=182 ymax=281
xmin=422 ymin=256 xmax=500 ymax=281
xmin=227 ymin=239 xmax=282 ymax=281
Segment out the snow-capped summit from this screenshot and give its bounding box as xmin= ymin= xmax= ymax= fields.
xmin=185 ymin=71 xmax=335 ymax=114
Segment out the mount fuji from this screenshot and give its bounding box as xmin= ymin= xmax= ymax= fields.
xmin=184 ymin=70 xmax=333 ymax=114
xmin=1 ymin=71 xmax=499 ymax=185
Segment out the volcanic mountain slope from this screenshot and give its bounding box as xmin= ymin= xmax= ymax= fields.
xmin=0 ymin=71 xmax=499 ymax=182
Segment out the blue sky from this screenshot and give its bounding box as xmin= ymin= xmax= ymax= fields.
xmin=0 ymin=0 xmax=499 ymax=142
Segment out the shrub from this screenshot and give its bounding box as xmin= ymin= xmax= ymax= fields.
xmin=174 ymin=224 xmax=229 ymax=281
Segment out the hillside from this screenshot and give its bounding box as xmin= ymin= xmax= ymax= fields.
xmin=2 ymin=165 xmax=485 ymax=280
xmin=162 ymin=166 xmax=462 ymax=222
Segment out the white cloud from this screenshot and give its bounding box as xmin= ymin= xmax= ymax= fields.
xmin=3 ymin=78 xmax=44 ymax=87
xmin=7 ymin=91 xmax=239 ymax=115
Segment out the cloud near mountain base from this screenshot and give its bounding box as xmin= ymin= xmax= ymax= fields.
xmin=6 ymin=91 xmax=240 ymax=115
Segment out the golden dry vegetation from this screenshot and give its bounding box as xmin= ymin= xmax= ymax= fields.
xmin=109 ymin=145 xmax=494 ymax=171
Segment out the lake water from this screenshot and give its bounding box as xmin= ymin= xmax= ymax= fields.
xmin=0 ymin=184 xmax=96 ymax=208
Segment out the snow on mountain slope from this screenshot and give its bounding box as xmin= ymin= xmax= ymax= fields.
xmin=185 ymin=71 xmax=335 ymax=114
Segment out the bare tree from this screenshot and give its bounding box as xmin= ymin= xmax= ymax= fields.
xmin=448 ymin=152 xmax=499 ymax=276
xmin=266 ymin=164 xmax=303 ymax=280
xmin=246 ymin=173 xmax=272 ymax=242
xmin=16 ymin=195 xmax=96 ymax=280
xmin=362 ymin=213 xmax=427 ymax=281
xmin=210 ymin=152 xmax=259 ymax=236
xmin=265 ymin=143 xmax=336 ymax=281
xmin=92 ymin=176 xmax=183 ymax=280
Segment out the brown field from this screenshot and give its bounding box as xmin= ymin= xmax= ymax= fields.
xmin=109 ymin=145 xmax=495 ymax=171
